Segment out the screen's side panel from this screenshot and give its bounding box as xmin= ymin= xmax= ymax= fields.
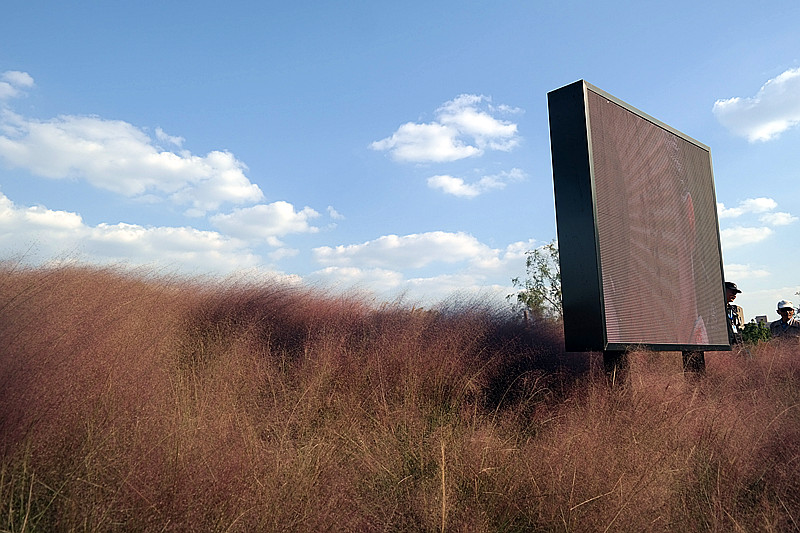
xmin=585 ymin=87 xmax=729 ymax=349
xmin=547 ymin=81 xmax=606 ymax=352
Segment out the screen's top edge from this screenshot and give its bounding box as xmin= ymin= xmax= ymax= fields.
xmin=550 ymin=79 xmax=711 ymax=152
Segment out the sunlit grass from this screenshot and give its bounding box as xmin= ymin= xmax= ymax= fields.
xmin=1 ymin=262 xmax=798 ymax=531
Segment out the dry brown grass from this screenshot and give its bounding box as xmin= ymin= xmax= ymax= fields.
xmin=1 ymin=263 xmax=798 ymax=532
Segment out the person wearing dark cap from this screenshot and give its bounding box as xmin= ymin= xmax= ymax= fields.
xmin=769 ymin=300 xmax=800 ymax=339
xmin=725 ymin=282 xmax=744 ymax=345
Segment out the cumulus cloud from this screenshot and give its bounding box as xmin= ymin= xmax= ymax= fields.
xmin=313 ymin=231 xmax=493 ymax=269
xmin=720 ymin=226 xmax=773 ymax=249
xmin=370 ymin=94 xmax=521 ymax=162
xmin=327 ymin=205 xmax=344 ymax=220
xmin=371 ymin=122 xmax=480 ymax=162
xmin=0 ymin=72 xmax=263 ymax=216
xmin=760 ymin=211 xmax=798 ymax=226
xmin=717 ymin=197 xmax=777 ymax=218
xmin=717 ymin=196 xmax=796 ymax=243
xmin=427 ymin=175 xmax=479 ymax=197
xmin=713 ymin=68 xmax=800 ymax=142
xmin=436 ymin=95 xmax=519 ymax=151
xmin=724 ymin=263 xmax=770 ymax=281
xmin=155 ymin=127 xmax=185 ymax=148
xmin=209 ymin=201 xmax=321 ymax=246
xmin=427 ymin=168 xmax=525 ymax=197
xmin=312 ymin=231 xmax=537 ymax=276
xmin=308 ymin=266 xmax=406 ymax=293
xmin=0 ymin=71 xmax=35 ymax=100
xmin=268 ymin=247 xmax=300 ymax=262
xmin=0 ymin=191 xmax=262 ymax=273
xmin=405 ymin=274 xmax=513 ymax=305
xmin=308 ymin=266 xmax=516 ymax=305
xmin=306 ymin=234 xmax=540 ymax=304
xmin=0 ymin=112 xmax=263 ymax=215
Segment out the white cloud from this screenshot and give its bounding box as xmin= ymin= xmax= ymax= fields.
xmin=723 ymin=263 xmax=771 ymax=282
xmin=471 ymin=238 xmax=538 ymax=272
xmin=209 ymin=201 xmax=321 ymax=246
xmin=155 ymin=127 xmax=185 ymax=148
xmin=308 ymin=265 xmax=516 ymax=306
xmin=427 ymin=168 xmax=525 ymax=197
xmin=713 ymin=68 xmax=800 ymax=142
xmin=740 ymin=197 xmax=777 ymax=213
xmin=268 ymin=247 xmax=300 ymax=262
xmin=717 ymin=197 xmax=796 ymax=236
xmin=720 ymin=226 xmax=773 ymax=248
xmin=370 ymin=122 xmax=479 ymax=162
xmin=313 ymin=231 xmax=493 ymax=269
xmin=427 ymin=175 xmax=479 ymax=197
xmin=312 ymin=231 xmax=536 ymax=280
xmin=760 ymin=211 xmax=798 ymax=226
xmin=5 ymin=220 xmax=520 ymax=305
xmin=405 ymin=274 xmax=513 ymax=305
xmin=370 ymin=94 xmax=521 ymax=163
xmin=1 ymin=71 xmax=35 ymax=87
xmin=308 ymin=266 xmax=406 ymax=294
xmin=327 ymin=205 xmax=344 ymax=220
xmin=0 ymin=71 xmax=35 ymax=101
xmin=717 ymin=197 xmax=778 ymax=218
xmin=0 ymin=191 xmax=262 ymax=274
xmin=0 ymin=104 xmax=263 ymax=216
xmin=436 ymin=95 xmax=519 ymax=151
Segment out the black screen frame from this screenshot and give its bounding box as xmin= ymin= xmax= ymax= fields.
xmin=547 ymin=80 xmax=730 ymax=353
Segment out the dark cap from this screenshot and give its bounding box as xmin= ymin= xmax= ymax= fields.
xmin=725 ymin=281 xmax=741 ymax=293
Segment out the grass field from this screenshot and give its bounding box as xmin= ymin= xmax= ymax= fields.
xmin=1 ymin=263 xmax=798 ymax=532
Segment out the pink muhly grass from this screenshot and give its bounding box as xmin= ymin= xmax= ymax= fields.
xmin=1 ymin=263 xmax=799 ymax=531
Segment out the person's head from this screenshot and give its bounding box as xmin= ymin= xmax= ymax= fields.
xmin=725 ymin=281 xmax=741 ymax=303
xmin=777 ymin=300 xmax=795 ymax=323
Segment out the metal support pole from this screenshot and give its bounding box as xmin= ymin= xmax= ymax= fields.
xmin=682 ymin=350 xmax=705 ymax=375
xmin=603 ymin=350 xmax=628 ymax=386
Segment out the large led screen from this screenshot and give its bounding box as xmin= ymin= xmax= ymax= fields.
xmin=547 ymin=80 xmax=729 ymax=352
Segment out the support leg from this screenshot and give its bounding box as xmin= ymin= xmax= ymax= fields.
xmin=682 ymin=350 xmax=705 ymax=375
xmin=603 ymin=350 xmax=628 ymax=386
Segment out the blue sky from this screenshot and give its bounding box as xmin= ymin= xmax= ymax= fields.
xmin=1 ymin=1 xmax=799 ymax=320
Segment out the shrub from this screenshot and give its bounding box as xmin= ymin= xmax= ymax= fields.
xmin=742 ymin=321 xmax=771 ymax=344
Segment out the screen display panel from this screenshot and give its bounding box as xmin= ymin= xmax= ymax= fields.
xmin=548 ymin=81 xmax=729 ymax=351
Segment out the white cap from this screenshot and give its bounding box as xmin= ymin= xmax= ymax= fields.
xmin=777 ymin=300 xmax=794 ymax=310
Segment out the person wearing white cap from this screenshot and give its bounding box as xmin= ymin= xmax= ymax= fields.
xmin=769 ymin=300 xmax=800 ymax=338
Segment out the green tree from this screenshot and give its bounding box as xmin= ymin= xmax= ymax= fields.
xmin=509 ymin=239 xmax=562 ymax=319
xmin=741 ymin=321 xmax=771 ymax=344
